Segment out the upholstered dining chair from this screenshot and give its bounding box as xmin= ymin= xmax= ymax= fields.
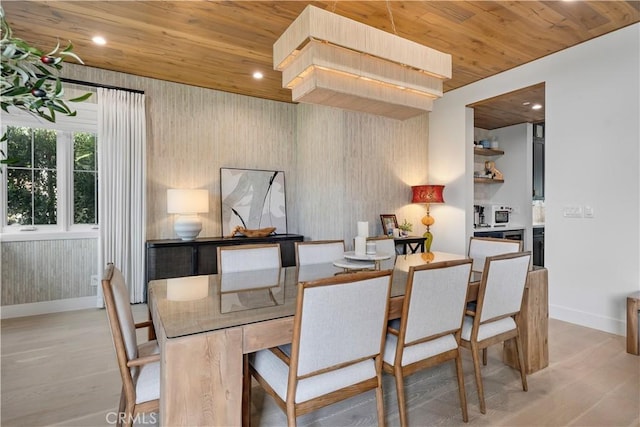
xmin=102 ymin=263 xmax=160 ymax=427
xmin=248 ymin=270 xmax=393 ymax=427
xmin=217 ymin=243 xmax=281 ymax=273
xmin=467 ymin=236 xmax=522 ymax=273
xmin=383 ymin=259 xmax=472 ymax=426
xmin=217 ymin=243 xmax=282 ymax=426
xmin=467 ymin=237 xmax=523 ymax=365
xmin=367 ymin=236 xmax=397 ymax=270
xmin=294 ymin=239 xmax=345 ymax=266
xmin=460 ymin=251 xmax=531 ymax=414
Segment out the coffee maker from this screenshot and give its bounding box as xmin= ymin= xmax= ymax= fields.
xmin=473 ymin=205 xmax=487 ymax=228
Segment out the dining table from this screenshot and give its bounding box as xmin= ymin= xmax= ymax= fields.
xmin=147 ymin=251 xmax=548 ymax=426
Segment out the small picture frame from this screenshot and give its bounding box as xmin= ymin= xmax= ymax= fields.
xmin=380 ymin=214 xmax=398 ymax=236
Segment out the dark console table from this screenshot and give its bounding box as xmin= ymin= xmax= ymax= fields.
xmin=394 ymin=236 xmax=426 ymax=254
xmin=146 ymin=234 xmax=304 ymax=281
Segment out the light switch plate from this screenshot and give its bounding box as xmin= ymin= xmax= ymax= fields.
xmin=563 ymin=205 xmax=583 ymax=218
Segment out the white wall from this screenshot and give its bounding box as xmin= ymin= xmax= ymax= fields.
xmin=430 ymin=24 xmax=640 ymax=335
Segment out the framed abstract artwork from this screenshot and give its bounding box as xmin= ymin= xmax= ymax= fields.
xmin=220 ymin=168 xmax=287 ymax=236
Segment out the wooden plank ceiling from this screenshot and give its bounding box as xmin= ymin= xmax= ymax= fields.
xmin=3 ymin=1 xmax=638 ymax=128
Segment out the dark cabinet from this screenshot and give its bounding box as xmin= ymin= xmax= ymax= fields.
xmin=533 ymin=227 xmax=544 ymax=267
xmin=474 ymin=228 xmax=524 ymax=242
xmin=533 ymin=122 xmax=545 ymax=200
xmin=146 ymin=234 xmax=304 ymax=281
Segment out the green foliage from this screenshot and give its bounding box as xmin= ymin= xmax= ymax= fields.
xmin=72 ymin=132 xmax=97 ymax=224
xmin=1 ymin=5 xmax=92 ymax=168
xmin=0 ymin=6 xmax=92 ymax=122
xmin=399 ymin=219 xmax=412 ymax=232
xmin=5 ymin=127 xmax=58 ymax=225
xmin=5 ymin=127 xmax=97 ymax=226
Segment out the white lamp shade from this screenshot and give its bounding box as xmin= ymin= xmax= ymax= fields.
xmin=167 ymin=189 xmax=209 ymax=214
xmin=168 ymin=189 xmax=209 ymax=240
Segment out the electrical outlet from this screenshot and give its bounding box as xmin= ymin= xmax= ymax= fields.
xmin=584 ymin=205 xmax=594 ymax=218
xmin=90 ymin=274 xmax=99 ymax=287
xmin=563 ymin=205 xmax=583 ymax=218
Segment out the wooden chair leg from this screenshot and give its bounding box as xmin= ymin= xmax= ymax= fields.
xmin=514 ymin=333 xmax=528 ymax=391
xmin=394 ymin=366 xmax=407 ymax=427
xmin=454 ymin=351 xmax=469 ymax=422
xmin=124 ymin=407 xmax=134 ymax=427
xmin=286 ymin=400 xmax=297 ymax=427
xmin=470 ymin=342 xmax=486 ymax=414
xmin=116 ymin=388 xmax=127 ymax=427
xmin=375 ymin=373 xmax=386 ymax=427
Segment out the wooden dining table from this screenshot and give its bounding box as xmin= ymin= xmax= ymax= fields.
xmin=147 ymin=251 xmax=548 ymax=426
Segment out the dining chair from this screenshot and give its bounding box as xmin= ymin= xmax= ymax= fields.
xmin=467 ymin=236 xmax=522 ymax=273
xmin=102 ymin=263 xmax=160 ymax=427
xmin=460 ymin=251 xmax=531 ymax=414
xmin=383 ymin=259 xmax=472 ymax=426
xmin=295 ymin=239 xmax=345 ymax=266
xmin=218 ymin=243 xmax=282 ymax=427
xmin=467 ymin=236 xmax=523 ymax=365
xmin=217 ymin=243 xmax=282 ymax=273
xmin=248 ymin=270 xmax=393 ymax=427
xmin=367 ymin=236 xmax=397 ymax=270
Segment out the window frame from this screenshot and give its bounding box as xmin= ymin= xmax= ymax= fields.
xmin=1 ymin=103 xmax=99 ymax=241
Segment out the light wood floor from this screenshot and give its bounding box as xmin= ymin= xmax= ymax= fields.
xmin=1 ymin=305 xmax=639 ymax=427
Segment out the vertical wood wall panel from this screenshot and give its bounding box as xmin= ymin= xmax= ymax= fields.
xmin=1 ymin=239 xmax=97 ymax=305
xmin=295 ymin=104 xmax=429 ymax=246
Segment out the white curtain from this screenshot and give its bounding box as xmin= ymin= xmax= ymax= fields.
xmin=97 ymin=88 xmax=146 ymax=305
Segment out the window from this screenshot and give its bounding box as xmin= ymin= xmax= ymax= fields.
xmin=72 ymin=132 xmax=98 ymax=224
xmin=1 ymin=102 xmax=98 ymax=237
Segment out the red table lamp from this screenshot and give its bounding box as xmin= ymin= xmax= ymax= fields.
xmin=411 ymin=184 xmax=445 ymax=252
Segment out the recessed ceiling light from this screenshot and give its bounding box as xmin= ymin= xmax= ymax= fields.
xmin=522 ymin=101 xmax=531 ymax=106
xmin=532 ymin=104 xmax=543 ymax=110
xmin=92 ymin=36 xmax=107 ymax=45
xmin=252 ymin=71 xmax=264 ymax=80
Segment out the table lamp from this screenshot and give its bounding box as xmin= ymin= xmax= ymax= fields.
xmin=167 ymin=189 xmax=209 ymax=240
xmin=411 ymin=184 xmax=445 ymax=252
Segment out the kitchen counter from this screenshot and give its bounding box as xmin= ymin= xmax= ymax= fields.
xmin=474 ymin=224 xmax=526 ymax=232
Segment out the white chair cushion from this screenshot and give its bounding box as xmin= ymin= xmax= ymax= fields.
xmin=110 ymin=268 xmax=139 ymax=362
xmin=480 ymin=255 xmax=530 ymax=322
xmin=370 ymin=239 xmax=397 ymax=270
xmin=404 ymin=263 xmax=470 ymax=343
xmin=296 ymin=277 xmax=389 ymax=376
xmin=135 ymin=360 xmax=160 ymax=404
xmin=468 ymin=238 xmax=521 ymax=272
xmin=220 ymin=246 xmax=280 ymax=273
xmin=461 ymin=315 xmax=516 ymax=342
xmin=384 ymin=333 xmax=458 ymax=366
xmin=297 ymin=242 xmax=344 ymax=265
xmin=251 ymin=348 xmax=376 ymax=404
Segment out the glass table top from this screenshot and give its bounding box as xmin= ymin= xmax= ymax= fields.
xmin=148 ymin=251 xmax=469 ymax=339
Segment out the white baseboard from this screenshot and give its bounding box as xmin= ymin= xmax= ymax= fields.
xmin=1 ymin=296 xmax=98 ymax=319
xmin=550 ymin=303 xmax=625 ymax=337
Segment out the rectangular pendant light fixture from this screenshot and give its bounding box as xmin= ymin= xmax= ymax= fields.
xmin=273 ymin=5 xmax=451 ymax=120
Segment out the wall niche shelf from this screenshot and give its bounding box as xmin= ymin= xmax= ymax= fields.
xmin=474 ymin=147 xmax=504 ymax=156
xmin=474 ymin=177 xmax=504 ymax=184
